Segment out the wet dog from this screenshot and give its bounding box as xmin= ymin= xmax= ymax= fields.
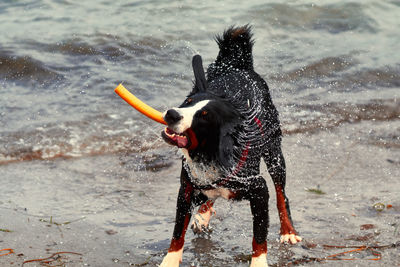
xmin=160 ymin=25 xmax=301 ymax=267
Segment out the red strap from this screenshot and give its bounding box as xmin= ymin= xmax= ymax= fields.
xmin=253 ymin=117 xmax=264 ymax=136
xmin=229 ymin=116 xmax=262 ymax=175
xmin=217 ymin=116 xmax=263 ymax=185
xmin=231 ymin=142 xmax=250 ymax=176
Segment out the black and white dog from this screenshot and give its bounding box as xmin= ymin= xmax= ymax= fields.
xmin=160 ymin=25 xmax=301 ymax=267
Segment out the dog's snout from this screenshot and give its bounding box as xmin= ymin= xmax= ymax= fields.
xmin=164 ymin=109 xmax=182 ymax=125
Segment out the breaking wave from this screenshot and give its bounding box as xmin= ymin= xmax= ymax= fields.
xmin=1 ymin=98 xmax=398 ymax=165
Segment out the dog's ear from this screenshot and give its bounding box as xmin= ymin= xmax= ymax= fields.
xmin=217 ymin=113 xmax=242 ymax=170
xmin=192 ymin=55 xmax=207 ymax=93
xmin=218 ymin=127 xmax=235 ymax=169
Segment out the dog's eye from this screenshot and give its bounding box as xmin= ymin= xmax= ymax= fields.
xmin=201 ymin=110 xmax=208 ymax=116
xmin=186 ymin=98 xmax=193 ymax=104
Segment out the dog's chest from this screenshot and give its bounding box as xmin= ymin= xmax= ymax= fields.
xmin=182 ymin=149 xmax=222 ymax=186
xmin=202 ymin=187 xmax=235 ymax=200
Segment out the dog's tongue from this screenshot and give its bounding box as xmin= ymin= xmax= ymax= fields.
xmin=176 ymin=136 xmax=188 ymax=148
xmin=162 ymin=128 xmax=189 ymax=148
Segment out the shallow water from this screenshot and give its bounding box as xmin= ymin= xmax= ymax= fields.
xmin=1 ymin=0 xmax=399 ymax=163
xmin=0 ymin=0 xmax=399 ymax=266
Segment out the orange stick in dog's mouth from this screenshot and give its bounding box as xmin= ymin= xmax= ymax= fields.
xmin=114 ymin=83 xmax=167 ymax=125
xmin=114 ymin=84 xmax=198 ymax=149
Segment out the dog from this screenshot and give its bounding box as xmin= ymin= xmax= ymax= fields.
xmin=159 ymin=25 xmax=301 ymax=267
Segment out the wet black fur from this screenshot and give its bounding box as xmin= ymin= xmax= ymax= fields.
xmin=166 ymin=25 xmax=295 ymax=254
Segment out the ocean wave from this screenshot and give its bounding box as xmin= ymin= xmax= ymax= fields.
xmin=0 ymin=114 xmax=166 ymax=165
xmin=272 ymin=55 xmax=356 ymax=82
xmin=337 ymin=66 xmax=400 ymax=90
xmin=247 ymin=2 xmax=377 ymax=34
xmin=0 ymin=50 xmax=64 ymax=86
xmin=282 ymin=99 xmax=400 ymax=135
xmin=272 ymin=56 xmax=400 ymax=91
xmin=24 ymin=34 xmax=169 ymax=61
xmin=1 ymin=99 xmax=398 ymax=165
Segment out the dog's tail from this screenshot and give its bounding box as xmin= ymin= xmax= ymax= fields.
xmin=209 ymin=25 xmax=254 ymax=79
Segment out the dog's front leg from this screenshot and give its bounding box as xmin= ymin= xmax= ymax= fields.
xmin=247 ymin=177 xmax=269 ymax=267
xmin=160 ymin=167 xmax=194 ymax=267
xmin=191 ymin=199 xmax=215 ymax=234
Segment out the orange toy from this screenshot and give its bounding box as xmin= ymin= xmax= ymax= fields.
xmin=114 ymin=84 xmax=167 ymax=125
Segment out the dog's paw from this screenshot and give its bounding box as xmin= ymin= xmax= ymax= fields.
xmin=250 ymin=253 xmax=268 ymax=267
xmin=191 ymin=207 xmax=215 ymax=234
xmin=159 ymin=250 xmax=182 ymax=267
xmin=280 ymin=234 xmax=302 ymax=244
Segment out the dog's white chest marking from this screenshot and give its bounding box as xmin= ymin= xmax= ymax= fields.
xmin=202 ymin=188 xmax=233 ymax=200
xmin=182 ymin=149 xmax=221 ymax=186
xmin=182 ymin=149 xmax=234 ymax=200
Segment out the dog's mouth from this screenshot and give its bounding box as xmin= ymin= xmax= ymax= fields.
xmin=162 ymin=127 xmax=190 ymax=148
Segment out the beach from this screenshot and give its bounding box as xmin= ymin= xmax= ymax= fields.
xmin=1 ymin=120 xmax=399 ymax=266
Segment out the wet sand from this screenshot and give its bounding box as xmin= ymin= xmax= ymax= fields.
xmin=1 ymin=121 xmax=399 ymax=266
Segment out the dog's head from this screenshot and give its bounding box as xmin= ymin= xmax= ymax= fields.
xmin=161 ymin=55 xmax=241 ymax=168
